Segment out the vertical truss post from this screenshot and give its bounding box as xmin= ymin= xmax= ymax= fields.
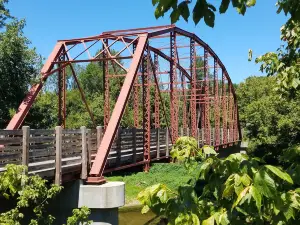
xmin=133 ymin=43 xmax=140 ymax=128
xmin=222 ymin=71 xmax=228 ymax=145
xmin=204 ymin=49 xmax=211 ymax=145
xmin=228 ymin=84 xmax=234 ymax=144
xmin=181 ymin=71 xmax=187 ymax=131
xmin=170 ymin=31 xmax=178 ymax=142
xmin=154 ymin=53 xmax=160 ymax=128
xmin=103 ymin=39 xmax=110 ymax=131
xmin=233 ymin=102 xmax=238 ymax=142
xmin=57 ymin=53 xmax=66 ymax=128
xmin=190 ymin=39 xmax=197 ymax=138
xmin=214 ymin=59 xmax=220 ymax=148
xmin=142 ymin=47 xmax=151 ymax=172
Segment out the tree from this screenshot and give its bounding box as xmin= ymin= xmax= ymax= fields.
xmin=0 ymin=164 xmax=92 ymax=225
xmin=0 ymin=19 xmax=40 ymax=128
xmin=236 ymin=76 xmax=300 ymax=162
xmin=138 ymin=137 xmax=300 ymax=224
xmin=0 ymin=0 xmax=11 ymax=29
xmin=152 ymin=0 xmax=257 ymax=28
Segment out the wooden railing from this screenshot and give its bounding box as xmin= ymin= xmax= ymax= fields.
xmin=0 ymin=126 xmax=172 ymax=184
xmin=0 ymin=126 xmax=236 ymax=184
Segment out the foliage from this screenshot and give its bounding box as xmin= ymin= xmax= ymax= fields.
xmin=0 ymin=0 xmax=11 ymax=29
xmin=138 ymin=137 xmax=300 ymax=225
xmin=0 ymin=19 xmax=40 ymax=128
xmin=152 ymin=0 xmax=257 ymax=27
xmin=64 ymin=207 xmax=92 ymax=225
xmin=0 ymin=164 xmax=91 ymax=225
xmin=255 ymin=18 xmax=300 ymax=95
xmin=236 ymin=76 xmax=300 ymax=162
xmin=107 ymin=162 xmax=198 ymax=204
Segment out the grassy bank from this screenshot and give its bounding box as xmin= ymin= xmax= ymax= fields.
xmin=106 ymin=163 xmax=194 ymax=204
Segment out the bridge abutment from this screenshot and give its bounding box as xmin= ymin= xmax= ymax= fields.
xmin=78 ymin=181 xmax=125 ymax=225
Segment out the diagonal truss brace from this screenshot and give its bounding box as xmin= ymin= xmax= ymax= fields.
xmin=87 ymin=34 xmax=148 ymax=183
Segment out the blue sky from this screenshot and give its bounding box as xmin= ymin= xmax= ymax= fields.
xmin=8 ymin=0 xmax=287 ymax=83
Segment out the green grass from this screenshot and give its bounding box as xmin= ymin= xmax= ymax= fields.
xmin=106 ymin=163 xmax=194 ymax=204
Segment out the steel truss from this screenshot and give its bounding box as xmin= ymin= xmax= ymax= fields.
xmin=6 ymin=25 xmax=241 ymax=183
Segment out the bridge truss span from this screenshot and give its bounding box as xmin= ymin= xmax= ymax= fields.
xmin=6 ymin=25 xmax=241 ymax=183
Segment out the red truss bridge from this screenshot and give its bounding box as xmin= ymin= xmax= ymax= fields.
xmin=6 ymin=25 xmax=241 ymax=184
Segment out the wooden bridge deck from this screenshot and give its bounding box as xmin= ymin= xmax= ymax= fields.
xmin=0 ymin=127 xmax=174 ymax=183
xmin=0 ymin=126 xmax=231 ymax=184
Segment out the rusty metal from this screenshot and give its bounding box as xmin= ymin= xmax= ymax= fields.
xmin=142 ymin=48 xmax=151 ymax=172
xmin=133 ymin=43 xmax=140 ymax=128
xmin=154 ymin=53 xmax=160 ymax=128
xmin=190 ymin=38 xmax=197 ymax=138
xmin=6 ymin=25 xmax=242 ymax=182
xmin=170 ymin=31 xmax=178 ymax=142
xmin=88 ymin=34 xmax=148 ymax=182
xmin=204 ymin=49 xmax=211 ymax=145
xmin=103 ymin=39 xmax=110 ymax=131
xmin=57 ymin=53 xmax=66 ymax=128
xmin=214 ymin=59 xmax=220 ymax=147
xmin=222 ymin=71 xmax=228 ymax=145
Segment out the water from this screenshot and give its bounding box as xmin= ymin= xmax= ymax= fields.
xmin=119 ymin=206 xmax=156 ymax=225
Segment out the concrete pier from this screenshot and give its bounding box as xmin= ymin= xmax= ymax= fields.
xmin=79 ymin=181 xmax=125 ymax=225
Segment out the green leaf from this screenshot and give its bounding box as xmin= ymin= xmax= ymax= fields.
xmin=283 ymin=205 xmax=294 ymax=221
xmin=191 ymin=213 xmax=200 ymax=225
xmin=202 ymin=215 xmax=214 ymax=225
xmin=236 ymin=4 xmax=246 ymax=15
xmin=178 ymin=1 xmax=190 ymax=22
xmin=141 ymin=205 xmax=150 ymax=214
xmin=254 ymin=170 xmax=276 ymax=198
xmin=152 ymin=0 xmax=159 ymax=6
xmin=170 ymin=8 xmax=180 ymax=24
xmin=219 ymin=0 xmax=230 ymax=13
xmin=241 ymin=174 xmax=251 ymax=186
xmin=155 ymin=6 xmax=164 ymax=19
xmin=204 ymin=9 xmax=215 ymax=28
xmin=234 ymin=174 xmax=241 ymax=186
xmin=265 ymin=165 xmax=294 ymax=184
xmin=203 ymin=145 xmax=217 ymax=155
xmin=157 ymin=189 xmax=168 ymax=203
xmin=232 ymin=186 xmax=250 ymax=209
xmin=193 ymin=0 xmax=205 ymax=25
xmin=248 ymin=49 xmax=253 ymax=61
xmin=246 ymin=0 xmax=256 ymax=7
xmin=222 ymin=184 xmax=234 ymax=198
xmin=249 ymin=185 xmax=261 ymax=212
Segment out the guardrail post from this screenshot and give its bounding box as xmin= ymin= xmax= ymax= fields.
xmin=180 ymin=127 xmax=183 ymax=136
xmin=166 ymin=129 xmax=169 ymax=157
xmin=116 ymin=128 xmax=121 ymax=166
xmin=221 ymin=128 xmax=223 ymax=145
xmin=81 ymin=126 xmax=87 ymax=180
xmin=186 ymin=127 xmax=189 ymax=137
xmin=228 ymin=129 xmax=230 ymax=143
xmin=55 ymin=126 xmax=62 ymax=185
xmin=212 ymin=128 xmax=215 ymax=146
xmin=96 ymin=126 xmax=102 ymax=149
xmin=22 ymin=126 xmax=30 ymax=173
xmin=197 ymin=128 xmax=200 ymax=147
xmin=132 ymin=128 xmax=137 ymax=163
xmin=87 ymin=129 xmax=92 ymax=170
xmin=156 ymin=128 xmax=160 ymax=159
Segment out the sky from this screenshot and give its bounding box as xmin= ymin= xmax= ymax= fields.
xmin=7 ymin=0 xmax=288 ymax=84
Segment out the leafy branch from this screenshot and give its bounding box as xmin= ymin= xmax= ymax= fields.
xmin=138 ymin=137 xmax=300 ymax=224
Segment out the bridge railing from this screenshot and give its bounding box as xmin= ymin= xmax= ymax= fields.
xmin=0 ymin=126 xmax=238 ymax=184
xmin=0 ymin=126 xmax=172 ymax=184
